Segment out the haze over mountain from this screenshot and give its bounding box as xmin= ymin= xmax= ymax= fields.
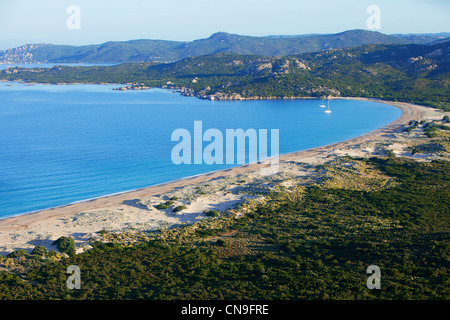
xmin=1 ymin=29 xmax=448 ymax=64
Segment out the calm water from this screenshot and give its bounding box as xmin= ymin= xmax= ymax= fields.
xmin=0 ymin=82 xmax=401 ymax=218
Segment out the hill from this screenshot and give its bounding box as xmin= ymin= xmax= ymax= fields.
xmin=0 ymin=29 xmax=445 ymax=64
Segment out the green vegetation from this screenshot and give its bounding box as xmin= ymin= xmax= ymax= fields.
xmin=402 ymin=119 xmax=450 ymax=154
xmin=205 ymin=210 xmax=221 ymax=217
xmin=1 ymin=157 xmax=448 ymax=300
xmin=404 ymin=121 xmax=419 ymax=133
xmin=172 ymin=205 xmax=187 ymax=213
xmin=424 ymin=123 xmax=450 ymax=138
xmin=216 ymin=238 xmax=227 ymax=247
xmin=7 ymin=249 xmax=27 ymax=259
xmin=52 ymin=237 xmax=76 ymax=257
xmin=31 ymin=246 xmax=48 ymax=256
xmin=411 ymin=143 xmax=445 ymax=154
xmin=155 ymin=200 xmax=174 ymax=210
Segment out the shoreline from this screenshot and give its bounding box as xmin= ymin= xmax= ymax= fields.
xmin=0 ymin=97 xmax=397 ymax=223
xmin=0 ymin=98 xmax=443 ymax=255
xmin=0 ymin=168 xmax=232 ymax=223
xmin=0 ymin=95 xmax=409 ymax=224
xmin=0 ymin=99 xmax=425 ymax=225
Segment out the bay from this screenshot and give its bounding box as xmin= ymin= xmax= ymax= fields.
xmin=0 ymin=82 xmax=401 ymax=218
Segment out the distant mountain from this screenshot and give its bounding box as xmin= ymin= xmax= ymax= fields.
xmin=391 ymin=33 xmax=450 ymax=45
xmin=1 ymin=29 xmax=445 ymax=64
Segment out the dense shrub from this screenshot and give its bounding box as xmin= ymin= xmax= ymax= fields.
xmin=7 ymin=249 xmax=27 ymax=258
xmin=52 ymin=236 xmax=76 ymax=257
xmin=0 ymin=158 xmax=448 ymax=300
xmin=31 ymin=245 xmax=48 ymax=256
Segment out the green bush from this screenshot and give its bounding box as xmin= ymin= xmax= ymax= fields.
xmin=195 ymin=229 xmax=220 ymax=237
xmin=52 ymin=236 xmax=76 ymax=257
xmin=31 ymin=245 xmax=48 ymax=256
xmin=216 ymin=238 xmax=227 ymax=247
xmin=7 ymin=249 xmax=28 ymax=258
xmin=47 ymin=250 xmax=60 ymax=258
xmin=411 ymin=143 xmax=445 ymax=155
xmin=205 ymin=210 xmax=220 ymax=217
xmin=173 ymin=205 xmax=187 ymax=212
xmin=156 ymin=200 xmax=174 ymax=210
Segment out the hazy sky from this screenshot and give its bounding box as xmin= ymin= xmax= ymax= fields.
xmin=0 ymin=0 xmax=449 ymax=49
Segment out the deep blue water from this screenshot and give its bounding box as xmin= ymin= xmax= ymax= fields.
xmin=0 ymin=82 xmax=402 ymax=218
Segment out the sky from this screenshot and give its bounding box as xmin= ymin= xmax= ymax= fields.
xmin=0 ymin=0 xmax=449 ymax=50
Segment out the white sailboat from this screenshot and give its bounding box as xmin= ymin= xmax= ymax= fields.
xmin=324 ymin=99 xmax=332 ymax=113
xmin=319 ymin=99 xmax=326 ymax=108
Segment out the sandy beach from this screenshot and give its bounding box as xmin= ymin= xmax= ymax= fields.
xmin=0 ymin=98 xmax=446 ymax=255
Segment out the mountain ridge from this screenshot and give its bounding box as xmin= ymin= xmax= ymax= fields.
xmin=1 ymin=29 xmax=448 ymax=64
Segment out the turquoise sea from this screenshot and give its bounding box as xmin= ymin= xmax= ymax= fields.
xmin=0 ymin=81 xmax=402 ymax=218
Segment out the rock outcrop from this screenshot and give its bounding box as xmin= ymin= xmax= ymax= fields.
xmin=113 ymin=83 xmax=150 ymax=91
xmin=0 ymin=44 xmax=45 ymax=64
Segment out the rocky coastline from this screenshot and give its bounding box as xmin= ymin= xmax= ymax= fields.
xmin=113 ymin=83 xmax=151 ymax=91
xmin=160 ymin=82 xmax=321 ymax=101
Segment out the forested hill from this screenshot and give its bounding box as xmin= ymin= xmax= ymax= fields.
xmin=1 ymin=40 xmax=449 ymax=111
xmin=1 ymin=29 xmax=448 ymax=64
